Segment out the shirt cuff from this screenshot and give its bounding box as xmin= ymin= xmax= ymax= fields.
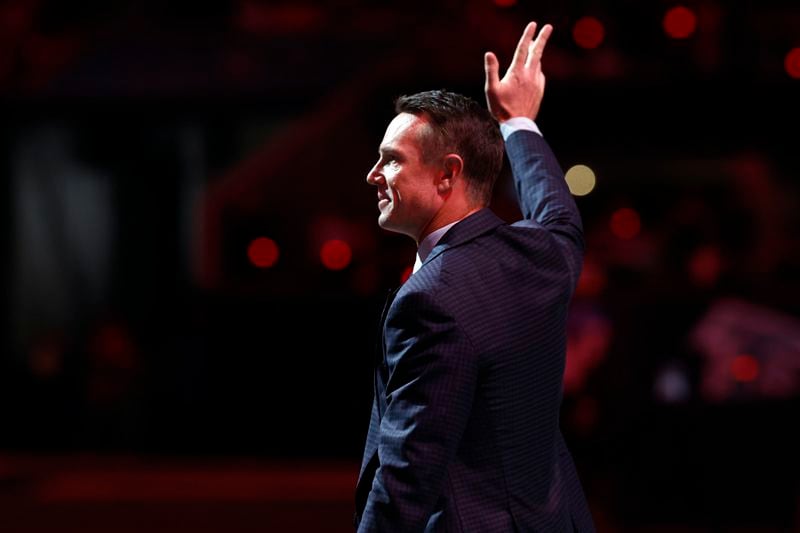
xmin=499 ymin=117 xmax=542 ymax=140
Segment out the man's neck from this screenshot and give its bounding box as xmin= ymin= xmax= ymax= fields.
xmin=416 ymin=206 xmax=481 ymax=245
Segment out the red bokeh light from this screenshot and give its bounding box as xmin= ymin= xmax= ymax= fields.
xmin=90 ymin=323 xmax=137 ymax=370
xmin=573 ymin=16 xmax=605 ymax=49
xmin=688 ymin=245 xmax=722 ymax=287
xmin=731 ymin=354 xmax=759 ymax=382
xmin=663 ymin=6 xmax=697 ymax=39
xmin=493 ymin=0 xmax=517 ymax=7
xmin=400 ymin=266 xmax=413 ymax=284
xmin=29 ymin=333 xmax=65 ymax=378
xmin=236 ymin=2 xmax=322 ymax=34
xmin=247 ymin=237 xmax=279 ymax=268
xmin=320 ymin=239 xmax=352 ymax=270
xmin=609 ymin=207 xmax=641 ymax=240
xmin=785 ymin=48 xmax=800 ymax=79
xmin=575 ymin=258 xmax=607 ymax=297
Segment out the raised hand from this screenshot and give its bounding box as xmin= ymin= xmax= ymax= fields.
xmin=484 ymin=22 xmax=553 ymax=122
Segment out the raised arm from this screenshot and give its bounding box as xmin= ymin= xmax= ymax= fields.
xmin=484 ymin=22 xmax=584 ymax=282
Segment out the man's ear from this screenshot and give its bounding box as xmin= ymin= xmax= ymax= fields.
xmin=437 ymin=154 xmax=464 ymax=193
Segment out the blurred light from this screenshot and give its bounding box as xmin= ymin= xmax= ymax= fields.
xmin=575 ymin=258 xmax=606 ymax=297
xmin=609 ymin=207 xmax=641 ymax=240
xmin=493 ymin=0 xmax=517 ymax=7
xmin=688 ymin=245 xmax=722 ymax=287
xmin=573 ymin=16 xmax=605 ymax=49
xmin=654 ymin=363 xmax=691 ymax=404
xmin=95 ymin=326 xmax=128 ymax=359
xmin=663 ymin=6 xmax=697 ymax=39
xmin=30 ymin=334 xmax=64 ymax=378
xmin=90 ymin=323 xmax=137 ymax=369
xmin=785 ymin=48 xmax=800 ymax=79
xmin=400 ymin=266 xmax=413 ymax=284
xmin=731 ymin=354 xmax=759 ymax=382
xmin=565 ymin=164 xmax=596 ymax=196
xmin=247 ymin=237 xmax=279 ymax=268
xmin=236 ymin=2 xmax=323 ymax=34
xmin=565 ymin=304 xmax=612 ymax=395
xmin=692 ymin=298 xmax=800 ymax=402
xmin=321 ymin=239 xmax=352 ymax=270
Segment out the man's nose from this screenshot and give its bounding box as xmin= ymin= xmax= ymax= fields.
xmin=366 ymin=162 xmax=381 ymax=185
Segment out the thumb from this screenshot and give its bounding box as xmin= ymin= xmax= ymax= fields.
xmin=484 ymin=52 xmax=500 ymax=89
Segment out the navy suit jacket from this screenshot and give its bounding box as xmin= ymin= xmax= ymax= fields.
xmin=355 ymin=130 xmax=595 ymax=532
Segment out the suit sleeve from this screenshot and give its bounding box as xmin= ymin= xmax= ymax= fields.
xmin=505 ymin=129 xmax=585 ymax=288
xmin=358 ymin=288 xmax=478 ymax=532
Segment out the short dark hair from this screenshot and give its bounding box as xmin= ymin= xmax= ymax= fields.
xmin=394 ymin=90 xmax=503 ymax=206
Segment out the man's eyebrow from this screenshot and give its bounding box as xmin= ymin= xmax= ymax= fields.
xmin=378 ymin=146 xmax=401 ymax=157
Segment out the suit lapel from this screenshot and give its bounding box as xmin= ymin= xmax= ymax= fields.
xmin=419 ymin=208 xmax=505 ymax=271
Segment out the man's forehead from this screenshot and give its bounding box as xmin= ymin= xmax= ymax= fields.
xmin=381 ymin=112 xmax=431 ymax=148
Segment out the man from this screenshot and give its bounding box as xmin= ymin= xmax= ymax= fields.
xmin=355 ymin=22 xmax=594 ymax=532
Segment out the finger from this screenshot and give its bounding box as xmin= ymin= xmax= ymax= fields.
xmin=526 ymin=23 xmax=553 ymax=67
xmin=484 ymin=51 xmax=500 ymax=90
xmin=525 ymin=40 xmax=536 ymax=69
xmin=510 ymin=21 xmax=537 ymax=71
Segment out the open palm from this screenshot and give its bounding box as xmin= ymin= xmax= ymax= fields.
xmin=484 ymin=22 xmax=553 ymax=122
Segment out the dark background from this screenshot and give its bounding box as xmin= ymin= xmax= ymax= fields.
xmin=1 ymin=1 xmax=798 ymax=531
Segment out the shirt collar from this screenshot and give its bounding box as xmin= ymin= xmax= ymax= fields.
xmin=412 ymin=220 xmax=460 ymax=274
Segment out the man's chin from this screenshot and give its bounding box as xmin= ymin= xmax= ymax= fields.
xmin=377 ymin=215 xmax=394 ymax=232
xmin=378 ymin=215 xmax=403 ymax=235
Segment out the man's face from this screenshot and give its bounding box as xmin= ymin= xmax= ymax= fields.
xmin=366 ymin=113 xmax=442 ymax=241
